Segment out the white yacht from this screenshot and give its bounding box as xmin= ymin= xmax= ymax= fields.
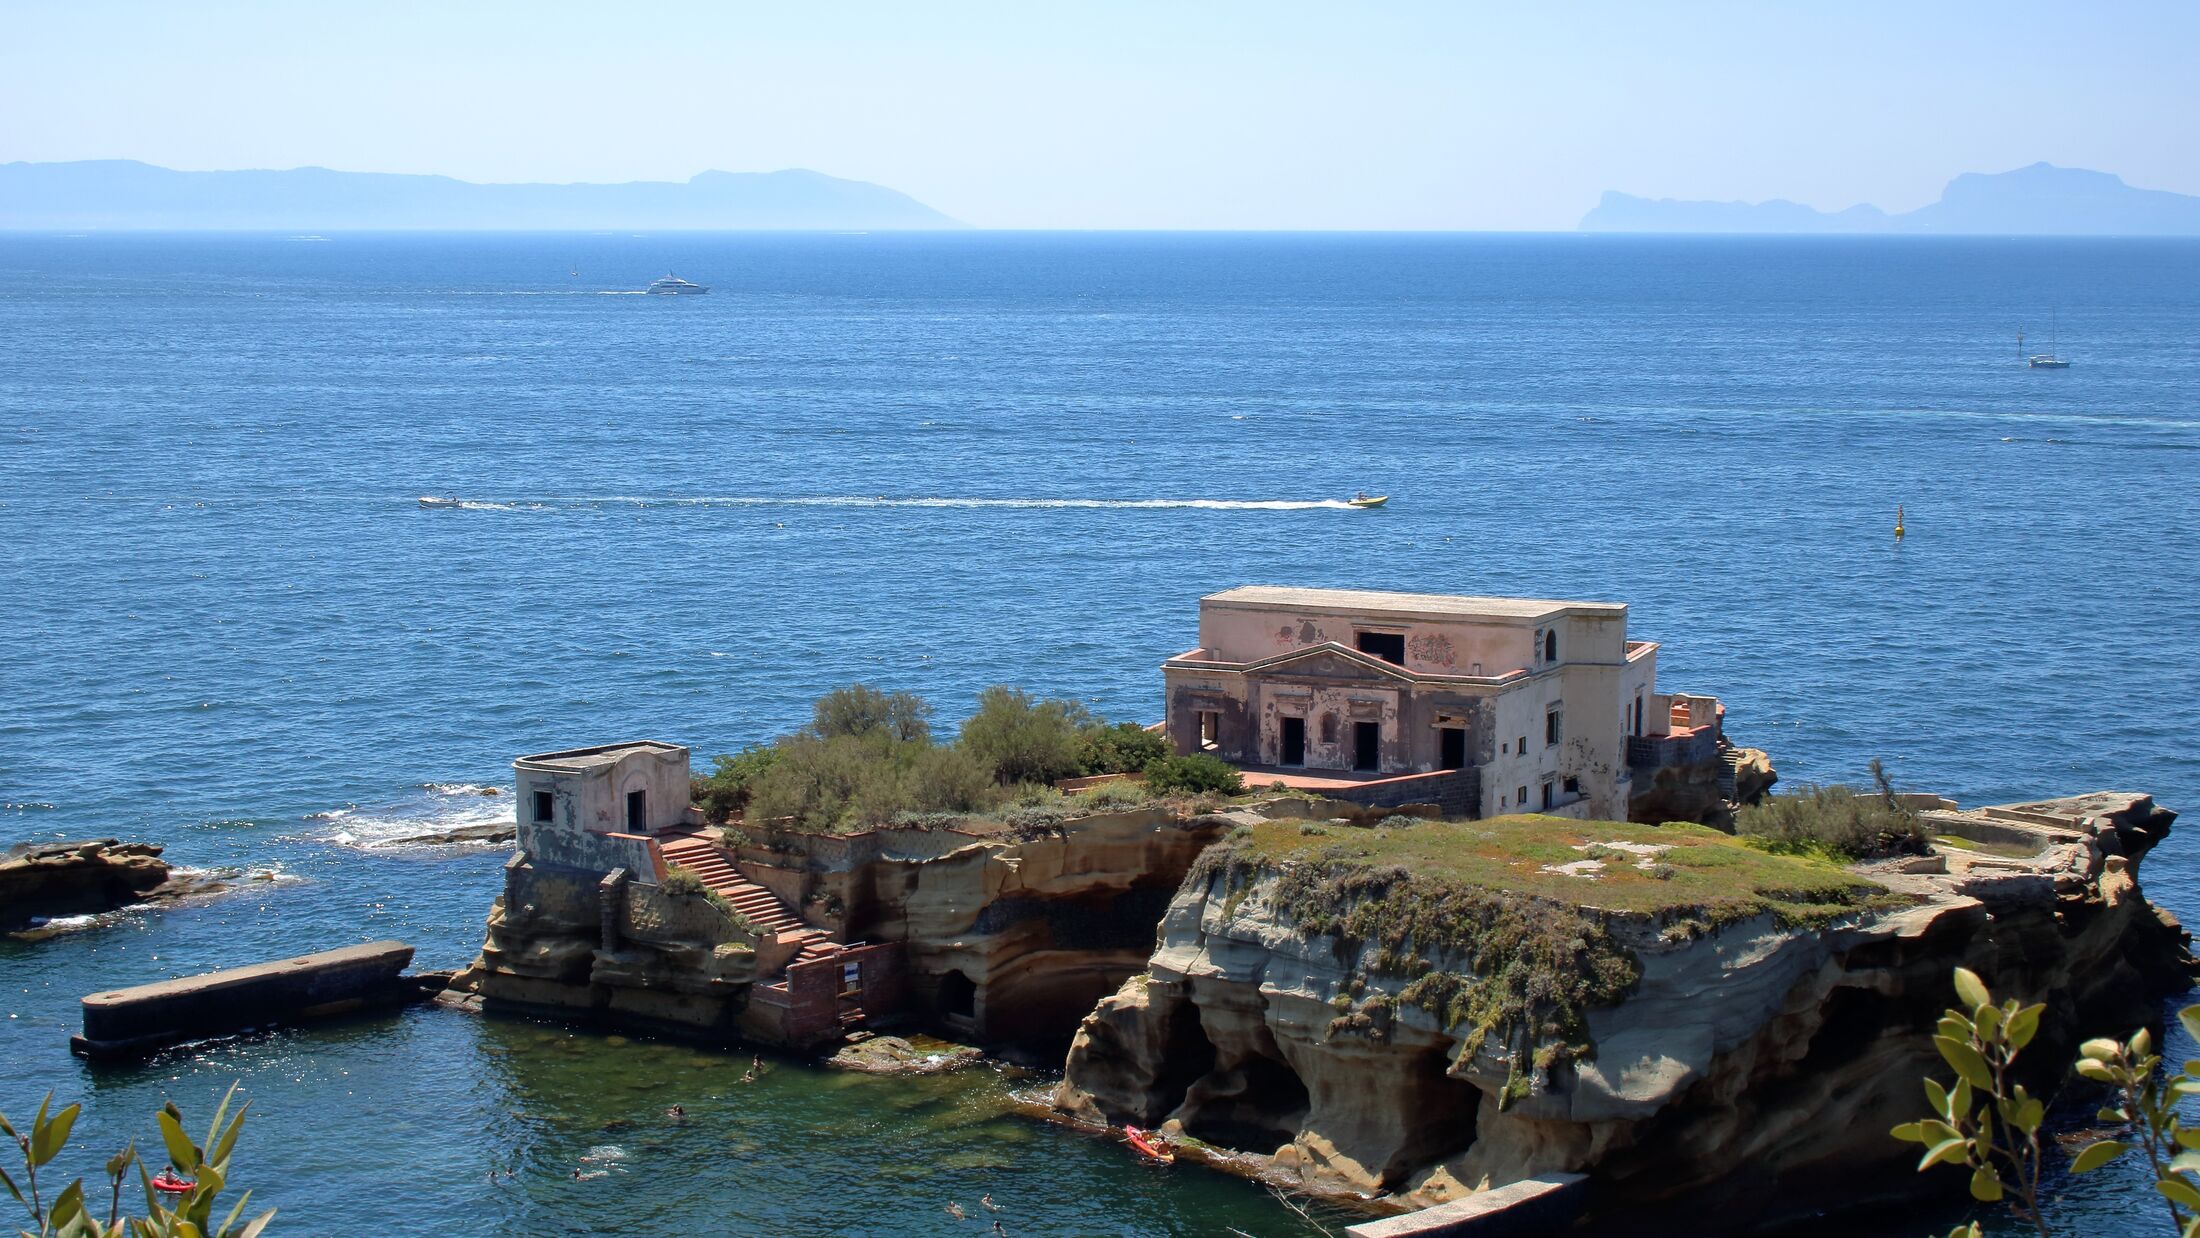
xmin=2019 ymin=325 xmax=2070 ymax=368
xmin=647 ymin=273 xmax=709 ymax=295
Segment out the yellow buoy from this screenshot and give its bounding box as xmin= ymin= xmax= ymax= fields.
xmin=1894 ymin=504 xmax=1906 ymax=539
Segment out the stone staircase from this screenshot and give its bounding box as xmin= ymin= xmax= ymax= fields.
xmin=1716 ymin=746 xmax=1744 ymax=800
xmin=657 ymin=833 xmax=838 ymax=966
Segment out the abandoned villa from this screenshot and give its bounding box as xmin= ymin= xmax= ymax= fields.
xmin=1162 ymin=586 xmax=1724 ymax=820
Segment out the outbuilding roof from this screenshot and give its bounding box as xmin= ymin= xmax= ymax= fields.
xmin=1201 ymin=586 xmax=1623 ymax=622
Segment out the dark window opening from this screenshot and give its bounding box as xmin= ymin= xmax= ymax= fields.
xmin=1198 ymin=710 xmax=1220 ymax=752
xmin=1546 ymin=709 xmax=1563 ymax=746
xmin=1564 ymin=776 xmax=1581 ymax=796
xmin=938 ymin=969 xmax=976 ymax=1019
xmin=1544 ymin=630 xmax=1559 ymax=663
xmin=626 ymin=789 xmax=647 ymax=832
xmin=1439 ymin=727 xmax=1467 ymax=770
xmin=1517 ymin=735 xmax=1527 ymax=755
xmin=1280 ymin=716 xmax=1306 ymax=766
xmin=1353 ymin=721 xmax=1381 ymax=772
xmin=1356 ymin=631 xmax=1406 ymax=666
xmin=1516 ymin=785 xmax=1528 ymax=805
xmin=531 ymin=789 xmax=554 ymax=824
xmin=1541 ymin=780 xmax=1556 ymax=811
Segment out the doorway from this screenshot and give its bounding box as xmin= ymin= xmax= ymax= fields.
xmin=626 ymin=789 xmax=647 ymax=832
xmin=1354 ymin=721 xmax=1381 ymax=772
xmin=1280 ymin=716 xmax=1306 ymax=766
xmin=1439 ymin=727 xmax=1467 ymax=770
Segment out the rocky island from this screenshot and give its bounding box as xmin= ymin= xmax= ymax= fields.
xmin=442 ymin=587 xmax=2195 ymax=1234
xmin=1 ymin=838 xmax=247 ymax=939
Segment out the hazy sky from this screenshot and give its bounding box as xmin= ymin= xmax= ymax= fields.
xmin=4 ymin=1 xmax=2195 ymax=230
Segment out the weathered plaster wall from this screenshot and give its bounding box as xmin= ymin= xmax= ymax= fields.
xmin=1200 ymin=603 xmax=1537 ymax=678
xmin=515 ymin=744 xmax=690 ymax=840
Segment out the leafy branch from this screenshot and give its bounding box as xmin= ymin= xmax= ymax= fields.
xmin=1894 ymin=968 xmax=2200 ymax=1238
xmin=0 ymin=1083 xmax=273 ymax=1238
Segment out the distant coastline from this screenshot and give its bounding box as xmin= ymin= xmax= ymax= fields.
xmin=0 ymin=160 xmax=964 ymax=231
xmin=1581 ymin=162 xmax=2200 ymax=236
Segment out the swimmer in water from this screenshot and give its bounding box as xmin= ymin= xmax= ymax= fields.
xmin=945 ymin=1202 xmax=966 ymax=1220
xmin=981 ymin=1193 xmax=1000 ymax=1211
xmin=668 ymin=1104 xmax=685 ymax=1117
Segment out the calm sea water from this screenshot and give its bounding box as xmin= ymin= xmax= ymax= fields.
xmin=3 ymin=232 xmax=2198 ymax=1236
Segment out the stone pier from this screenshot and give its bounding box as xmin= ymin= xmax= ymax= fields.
xmin=71 ymin=941 xmax=430 ymax=1060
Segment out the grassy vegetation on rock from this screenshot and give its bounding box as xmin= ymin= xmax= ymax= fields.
xmin=1188 ymin=813 xmax=1899 ymax=1107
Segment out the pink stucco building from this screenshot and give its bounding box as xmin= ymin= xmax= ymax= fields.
xmin=1162 ymin=586 xmax=1721 ymax=820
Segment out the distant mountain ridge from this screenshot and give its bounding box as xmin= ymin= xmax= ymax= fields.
xmin=0 ymin=160 xmax=963 ymax=230
xmin=1581 ymin=163 xmax=2200 ymax=236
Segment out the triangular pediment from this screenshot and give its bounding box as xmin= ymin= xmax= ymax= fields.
xmin=1242 ymin=642 xmax=1417 ymax=682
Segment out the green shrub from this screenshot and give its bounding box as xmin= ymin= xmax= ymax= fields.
xmin=747 ymin=732 xmax=916 ymax=832
xmin=1734 ymin=761 xmax=1926 ymax=858
xmin=810 ymin=683 xmax=934 ymax=743
xmin=955 ymin=685 xmax=1091 ymax=785
xmin=1143 ymin=753 xmax=1245 ymax=796
xmin=1076 ymin=721 xmax=1170 ymax=776
xmin=1073 ymin=779 xmax=1151 ymax=810
xmin=693 ymin=744 xmax=780 ymax=825
xmin=908 ymin=745 xmax=1002 ymax=814
xmin=661 ymin=864 xmax=708 ymax=896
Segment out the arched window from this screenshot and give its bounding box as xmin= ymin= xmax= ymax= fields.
xmin=1544 ymin=630 xmax=1559 ymax=663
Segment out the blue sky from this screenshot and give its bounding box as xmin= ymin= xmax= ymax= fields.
xmin=3 ymin=1 xmax=2194 ymax=229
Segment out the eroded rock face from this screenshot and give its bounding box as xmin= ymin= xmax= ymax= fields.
xmin=1 ymin=839 xmax=191 ymax=933
xmin=1628 ymin=746 xmax=1777 ymax=828
xmin=1054 ymin=793 xmax=2193 ymax=1233
xmin=810 ymin=807 xmax=1231 ymax=1049
xmin=448 ymin=862 xmax=764 ymax=1039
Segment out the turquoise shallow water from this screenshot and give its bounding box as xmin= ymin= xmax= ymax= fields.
xmin=3 ymin=232 xmax=2199 ymax=1235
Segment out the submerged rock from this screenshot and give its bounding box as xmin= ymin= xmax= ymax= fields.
xmin=827 ymin=1034 xmax=986 ymax=1075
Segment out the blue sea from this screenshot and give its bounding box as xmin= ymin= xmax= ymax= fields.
xmin=3 ymin=232 xmax=2198 ymax=1236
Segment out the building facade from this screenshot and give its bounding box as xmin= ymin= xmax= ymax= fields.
xmin=514 ymin=741 xmax=694 ymax=872
xmin=1162 ymin=586 xmax=1715 ymax=821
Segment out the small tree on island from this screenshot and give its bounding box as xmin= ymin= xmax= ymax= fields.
xmin=954 ymin=686 xmax=1090 ymax=786
xmin=1892 ymin=967 xmax=2200 ymax=1237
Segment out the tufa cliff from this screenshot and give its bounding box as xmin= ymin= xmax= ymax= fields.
xmin=1053 ymin=793 xmax=2192 ymax=1233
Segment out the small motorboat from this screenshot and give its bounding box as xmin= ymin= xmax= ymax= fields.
xmin=418 ymin=496 xmax=464 ymax=509
xmin=150 ymin=1169 xmax=195 ymax=1195
xmin=1346 ymin=494 xmax=1389 ymax=509
xmin=1123 ymin=1124 xmax=1175 ymax=1165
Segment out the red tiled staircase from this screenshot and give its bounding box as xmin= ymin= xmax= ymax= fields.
xmin=657 ymin=832 xmax=838 ymax=966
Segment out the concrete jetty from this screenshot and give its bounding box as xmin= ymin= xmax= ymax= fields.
xmin=1344 ymin=1175 xmax=1588 ymax=1238
xmin=71 ymin=941 xmax=429 ymax=1059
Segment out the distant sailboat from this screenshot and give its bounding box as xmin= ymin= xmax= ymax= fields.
xmin=2021 ymin=318 xmax=2071 ymax=369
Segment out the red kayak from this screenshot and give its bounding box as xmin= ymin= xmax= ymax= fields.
xmin=1123 ymin=1125 xmax=1175 ymax=1165
xmin=150 ymin=1170 xmax=195 ymax=1194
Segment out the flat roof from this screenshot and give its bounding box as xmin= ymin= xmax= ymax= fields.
xmin=515 ymin=740 xmax=687 ymax=772
xmin=1201 ymin=586 xmax=1624 ymax=622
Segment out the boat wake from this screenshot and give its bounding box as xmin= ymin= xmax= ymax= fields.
xmin=418 ymin=495 xmax=1358 ymax=513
